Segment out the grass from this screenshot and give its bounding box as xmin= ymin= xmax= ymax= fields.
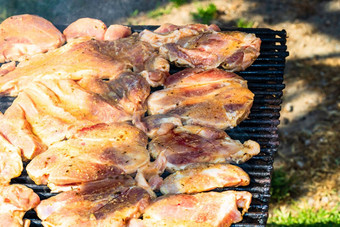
xmin=236 ymin=18 xmax=254 ymax=28
xmin=191 ymin=3 xmax=218 ymax=24
xmin=170 ymin=0 xmax=187 ymax=8
xmin=268 ymin=204 xmax=340 ymax=226
xmin=270 ymin=168 xmax=294 ymax=203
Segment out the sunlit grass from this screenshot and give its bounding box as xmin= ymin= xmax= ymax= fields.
xmin=268 ymin=204 xmax=340 ymax=226
xmin=191 ymin=3 xmax=217 ymax=24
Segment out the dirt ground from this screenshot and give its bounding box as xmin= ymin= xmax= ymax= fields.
xmin=120 ymin=0 xmax=340 ymax=217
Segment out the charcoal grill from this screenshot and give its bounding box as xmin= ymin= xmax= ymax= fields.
xmin=0 ymin=26 xmax=288 ymax=226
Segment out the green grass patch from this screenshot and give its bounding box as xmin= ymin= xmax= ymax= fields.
xmin=147 ymin=3 xmax=173 ymax=18
xmin=236 ymin=18 xmax=254 ymax=28
xmin=170 ymin=0 xmax=187 ymax=8
xmin=191 ymin=3 xmax=218 ymax=24
xmin=268 ymin=204 xmax=340 ymax=226
xmin=270 ymin=168 xmax=294 ymax=203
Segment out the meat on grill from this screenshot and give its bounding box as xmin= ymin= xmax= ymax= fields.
xmin=139 ymin=23 xmax=220 ymax=48
xmin=147 ymin=68 xmax=254 ymax=130
xmin=3 ymin=74 xmax=149 ymax=154
xmin=36 ymin=176 xmax=150 ymax=227
xmin=160 ymin=163 xmax=250 ymax=195
xmin=0 ymin=109 xmax=47 ymax=160
xmin=128 ymin=191 xmax=252 ymax=227
xmin=0 ymin=62 xmax=16 ymax=76
xmin=0 ymin=34 xmax=169 ymax=96
xmin=63 ymin=18 xmax=107 ymax=41
xmin=149 ymin=125 xmax=260 ymax=172
xmin=0 ymin=129 xmax=23 ymax=184
xmin=159 ymin=31 xmax=261 ymax=71
xmin=0 ymin=184 xmax=40 ymax=227
xmin=104 ymin=25 xmax=132 ymax=41
xmin=26 ymin=123 xmax=150 ymax=192
xmin=0 ymin=14 xmax=65 ymax=63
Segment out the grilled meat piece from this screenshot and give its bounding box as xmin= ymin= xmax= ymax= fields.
xmin=0 ymin=35 xmax=169 ymax=96
xmin=140 ymin=23 xmax=220 ymax=48
xmin=0 ymin=110 xmax=47 ymax=160
xmin=63 ymin=18 xmax=107 ymax=41
xmin=0 ymin=132 xmax=23 ymax=185
xmin=0 ymin=184 xmax=40 ymax=227
xmin=129 ymin=191 xmax=252 ymax=227
xmin=0 ymin=62 xmax=16 ymax=76
xmin=0 ymin=14 xmax=65 ymax=63
xmin=149 ymin=125 xmax=260 ymax=172
xmin=147 ymin=68 xmax=254 ymax=130
xmin=159 ymin=31 xmax=261 ymax=71
xmin=104 ymin=25 xmax=132 ymax=41
xmin=4 ymin=74 xmax=149 ymax=152
xmin=26 ymin=123 xmax=149 ymax=192
xmin=36 ymin=177 xmax=150 ymax=227
xmin=160 ymin=163 xmax=250 ymax=195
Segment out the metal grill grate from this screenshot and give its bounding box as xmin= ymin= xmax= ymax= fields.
xmin=1 ymin=26 xmax=288 ymax=226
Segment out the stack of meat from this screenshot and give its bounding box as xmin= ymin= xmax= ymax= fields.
xmin=0 ymin=15 xmax=261 ymax=227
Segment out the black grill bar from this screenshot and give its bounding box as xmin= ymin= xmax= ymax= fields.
xmin=1 ymin=26 xmax=288 ymax=227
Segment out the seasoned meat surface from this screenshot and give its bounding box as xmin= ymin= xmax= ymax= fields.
xmin=160 ymin=31 xmax=261 ymax=71
xmin=63 ymin=18 xmax=107 ymax=41
xmin=104 ymin=25 xmax=132 ymax=41
xmin=147 ymin=68 xmax=254 ymax=130
xmin=0 ymin=184 xmax=40 ymax=227
xmin=129 ymin=191 xmax=252 ymax=227
xmin=0 ymin=130 xmax=23 ymax=184
xmin=149 ymin=125 xmax=260 ymax=172
xmin=26 ymin=123 xmax=149 ymax=191
xmin=140 ymin=23 xmax=220 ymax=48
xmin=0 ymin=35 xmax=169 ymax=96
xmin=36 ymin=177 xmax=150 ymax=227
xmin=0 ymin=14 xmax=65 ymax=63
xmin=160 ymin=163 xmax=250 ymax=194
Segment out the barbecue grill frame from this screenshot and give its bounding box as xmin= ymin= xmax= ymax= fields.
xmin=0 ymin=26 xmax=289 ymax=226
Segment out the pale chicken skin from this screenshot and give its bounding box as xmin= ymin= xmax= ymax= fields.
xmin=140 ymin=23 xmax=220 ymax=48
xmin=147 ymin=68 xmax=254 ymax=130
xmin=104 ymin=25 xmax=132 ymax=41
xmin=0 ymin=132 xmax=23 ymax=185
xmin=63 ymin=18 xmax=107 ymax=41
xmin=0 ymin=34 xmax=169 ymax=96
xmin=3 ymin=74 xmax=149 ymax=152
xmin=0 ymin=110 xmax=47 ymax=160
xmin=149 ymin=125 xmax=260 ymax=172
xmin=0 ymin=184 xmax=40 ymax=227
xmin=159 ymin=31 xmax=261 ymax=71
xmin=26 ymin=123 xmax=150 ymax=192
xmin=0 ymin=62 xmax=16 ymax=76
xmin=129 ymin=191 xmax=252 ymax=227
xmin=36 ymin=177 xmax=150 ymax=227
xmin=160 ymin=163 xmax=250 ymax=195
xmin=0 ymin=14 xmax=65 ymax=63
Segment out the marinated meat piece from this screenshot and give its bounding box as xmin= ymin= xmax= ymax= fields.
xmin=26 ymin=123 xmax=150 ymax=192
xmin=4 ymin=79 xmax=131 ymax=148
xmin=0 ymin=14 xmax=65 ymax=63
xmin=63 ymin=18 xmax=107 ymax=41
xmin=104 ymin=25 xmax=132 ymax=41
xmin=0 ymin=132 xmax=23 ymax=185
xmin=147 ymin=68 xmax=254 ymax=130
xmin=159 ymin=31 xmax=261 ymax=71
xmin=149 ymin=125 xmax=260 ymax=172
xmin=0 ymin=35 xmax=169 ymax=96
xmin=136 ymin=114 xmax=182 ymax=138
xmin=0 ymin=110 xmax=47 ymax=160
xmin=160 ymin=163 xmax=249 ymax=195
xmin=129 ymin=191 xmax=252 ymax=227
xmin=0 ymin=62 xmax=16 ymax=76
xmin=36 ymin=177 xmax=150 ymax=227
xmin=77 ymin=72 xmax=150 ymax=123
xmin=140 ymin=23 xmax=220 ymax=48
xmin=0 ymin=184 xmax=40 ymax=227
